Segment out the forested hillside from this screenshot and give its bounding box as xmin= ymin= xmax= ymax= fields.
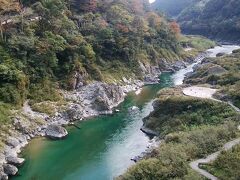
xmin=152 ymin=0 xmax=198 ymax=17
xmin=0 ymin=0 xmax=183 ymax=112
xmin=153 ymin=0 xmax=240 ymax=42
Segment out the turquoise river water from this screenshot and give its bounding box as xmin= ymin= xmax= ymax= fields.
xmin=12 ymin=45 xmax=240 ymax=180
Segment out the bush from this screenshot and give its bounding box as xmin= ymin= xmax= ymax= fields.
xmin=203 ymin=145 xmax=240 ymax=179
xmin=31 ymin=102 xmax=56 ymax=116
xmin=28 ymin=79 xmax=62 ymax=103
xmin=0 ymin=103 xmax=11 ymax=124
xmin=119 ymin=122 xmax=238 ymax=179
xmin=144 ymin=93 xmax=237 ymax=135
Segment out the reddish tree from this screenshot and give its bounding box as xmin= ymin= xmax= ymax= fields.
xmin=169 ymin=21 xmax=181 ymax=37
xmin=116 ymin=23 xmax=129 ymax=33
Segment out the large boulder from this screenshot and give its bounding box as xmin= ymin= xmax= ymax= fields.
xmin=158 ymin=59 xmax=175 ymax=72
xmin=3 ymin=164 xmax=18 ymax=176
xmin=207 ymin=65 xmax=226 ymax=75
xmin=140 ymin=126 xmax=159 ymax=136
xmin=216 ymin=52 xmax=225 ymax=57
xmin=45 ymin=125 xmax=68 ymax=139
xmin=6 ymin=156 xmax=25 ymax=166
xmin=172 ymin=61 xmax=187 ymax=71
xmin=0 ymin=173 xmax=8 ymax=180
xmin=5 ymin=138 xmax=19 ymax=148
xmin=92 ymin=83 xmax=124 ymax=111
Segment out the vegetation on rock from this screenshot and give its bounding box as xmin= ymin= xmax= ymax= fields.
xmin=119 ymin=89 xmax=239 ymax=179
xmin=186 ymin=50 xmax=240 ymax=108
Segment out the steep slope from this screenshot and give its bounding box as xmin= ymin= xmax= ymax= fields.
xmin=152 ymin=0 xmax=198 ymax=17
xmin=0 ymin=0 xmax=182 ymax=107
xmin=153 ymin=0 xmax=240 ymax=42
xmin=179 ymin=0 xmax=240 ymax=41
xmin=0 ymin=0 xmax=212 ymax=158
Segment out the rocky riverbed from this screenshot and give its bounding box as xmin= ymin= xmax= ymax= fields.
xmin=0 ymin=58 xmax=196 ymax=179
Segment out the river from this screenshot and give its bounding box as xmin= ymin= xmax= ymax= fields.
xmin=12 ymin=45 xmax=240 ymax=180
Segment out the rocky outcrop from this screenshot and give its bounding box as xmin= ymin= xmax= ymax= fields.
xmin=216 ymin=52 xmax=225 ymax=57
xmin=45 ymin=125 xmax=68 ymax=139
xmin=185 ymin=62 xmax=227 ymax=85
xmin=207 ymin=64 xmax=226 ymax=75
xmin=0 ymin=55 xmax=195 ymax=179
xmin=140 ymin=126 xmax=159 ymax=136
xmin=139 ymin=62 xmax=161 ymax=84
xmin=3 ymin=164 xmax=18 ymax=176
xmin=6 ymin=156 xmax=24 ymax=166
xmin=64 ymin=82 xmax=126 ymax=119
xmin=158 ymin=59 xmax=188 ymax=72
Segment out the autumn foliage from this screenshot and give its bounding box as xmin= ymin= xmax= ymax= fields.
xmin=169 ymin=21 xmax=181 ymax=37
xmin=76 ymin=0 xmax=97 ymax=12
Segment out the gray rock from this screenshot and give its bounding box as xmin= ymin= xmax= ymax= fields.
xmin=216 ymin=52 xmax=225 ymax=57
xmin=172 ymin=61 xmax=187 ymax=71
xmin=140 ymin=126 xmax=158 ymax=136
xmin=6 ymin=138 xmax=19 ymax=148
xmin=45 ymin=125 xmax=68 ymax=139
xmin=158 ymin=59 xmax=174 ymax=72
xmin=0 ymin=154 xmax=5 ymax=165
xmin=12 ymin=117 xmax=31 ymax=134
xmin=87 ymin=83 xmax=124 ymax=111
xmin=6 ymin=156 xmax=25 ymax=166
xmin=3 ymin=164 xmax=18 ymax=176
xmin=201 ymin=57 xmax=212 ymax=64
xmin=207 ymin=65 xmax=226 ymax=75
xmin=0 ymin=170 xmax=8 ymax=180
xmin=144 ymin=75 xmax=159 ymax=84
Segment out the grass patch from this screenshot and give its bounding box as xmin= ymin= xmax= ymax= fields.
xmin=31 ymin=102 xmax=57 ymax=116
xmin=144 ymin=88 xmax=237 ymax=136
xmin=0 ymin=102 xmax=12 ymax=124
xmin=118 ymin=87 xmax=239 ymax=179
xmin=118 ymin=122 xmax=238 ymax=180
xmin=28 ymin=79 xmax=63 ymax=104
xmin=180 ymin=35 xmax=216 ymax=51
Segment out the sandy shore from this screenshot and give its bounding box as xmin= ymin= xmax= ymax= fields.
xmin=183 ymin=86 xmax=217 ymax=100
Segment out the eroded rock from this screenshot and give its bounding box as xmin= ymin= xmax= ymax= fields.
xmin=6 ymin=156 xmax=25 ymax=166
xmin=3 ymin=164 xmax=18 ymax=176
xmin=45 ymin=125 xmax=68 ymax=139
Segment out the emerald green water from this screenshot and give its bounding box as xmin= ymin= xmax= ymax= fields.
xmin=12 ymin=73 xmax=173 ymax=180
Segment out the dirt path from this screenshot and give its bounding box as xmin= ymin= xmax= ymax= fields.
xmin=183 ymin=86 xmax=240 ymax=180
xmin=190 ymin=138 xmax=240 ymax=180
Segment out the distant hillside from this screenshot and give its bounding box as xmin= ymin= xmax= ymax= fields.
xmin=179 ymin=0 xmax=240 ymax=41
xmin=153 ymin=0 xmax=240 ymax=42
xmin=151 ymin=0 xmax=198 ymax=17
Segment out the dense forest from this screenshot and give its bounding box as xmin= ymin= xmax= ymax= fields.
xmin=153 ymin=0 xmax=240 ymax=42
xmin=0 ymin=0 xmax=183 ymax=112
xmin=152 ymin=0 xmax=198 ymax=17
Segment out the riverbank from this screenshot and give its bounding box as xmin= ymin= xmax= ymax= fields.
xmin=119 ymin=45 xmax=240 ymax=180
xmin=0 ymin=49 xmax=204 ymax=179
xmin=0 ymin=80 xmax=142 ymax=179
xmin=119 ymin=86 xmax=240 ymax=180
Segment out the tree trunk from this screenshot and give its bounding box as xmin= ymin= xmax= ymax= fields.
xmin=0 ymin=24 xmax=3 ymax=42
